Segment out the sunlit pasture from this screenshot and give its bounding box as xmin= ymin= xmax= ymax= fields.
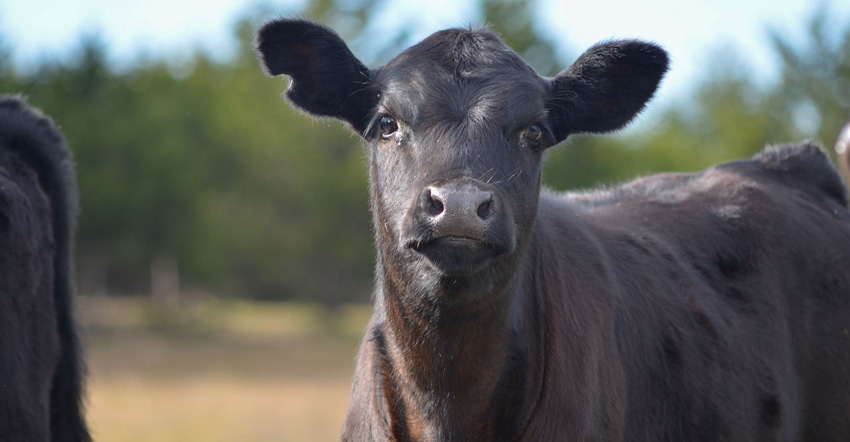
xmin=79 ymin=296 xmax=370 ymax=442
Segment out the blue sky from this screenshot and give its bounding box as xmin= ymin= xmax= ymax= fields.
xmin=2 ymin=0 xmax=848 ymax=110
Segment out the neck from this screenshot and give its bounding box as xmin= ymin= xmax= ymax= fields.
xmin=375 ymin=265 xmax=529 ymax=441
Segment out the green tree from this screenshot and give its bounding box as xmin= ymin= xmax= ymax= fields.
xmin=769 ymin=8 xmax=850 ymax=145
xmin=480 ymin=0 xmax=562 ymax=76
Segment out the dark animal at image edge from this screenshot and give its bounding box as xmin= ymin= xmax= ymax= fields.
xmin=256 ymin=20 xmax=850 ymax=441
xmin=0 ymin=96 xmax=90 ymax=441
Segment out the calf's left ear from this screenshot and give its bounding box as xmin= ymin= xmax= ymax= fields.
xmin=546 ymin=40 xmax=668 ymax=141
xmin=255 ymin=19 xmax=378 ymax=135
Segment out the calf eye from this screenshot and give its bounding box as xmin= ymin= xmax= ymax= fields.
xmin=379 ymin=116 xmax=398 ymax=139
xmin=522 ymin=124 xmax=543 ymax=145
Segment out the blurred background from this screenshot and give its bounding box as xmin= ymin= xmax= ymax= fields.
xmin=2 ymin=0 xmax=849 ymax=440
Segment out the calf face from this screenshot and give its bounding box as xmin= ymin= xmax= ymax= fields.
xmin=257 ymin=20 xmax=668 ymax=306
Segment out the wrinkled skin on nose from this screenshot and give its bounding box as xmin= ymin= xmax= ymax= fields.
xmin=423 ymin=181 xmax=494 ymax=241
xmin=403 ymin=178 xmax=514 ymax=276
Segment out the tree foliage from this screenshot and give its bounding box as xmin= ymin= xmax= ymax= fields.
xmin=1 ymin=2 xmax=847 ymax=305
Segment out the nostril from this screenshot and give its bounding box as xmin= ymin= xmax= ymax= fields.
xmin=430 ymin=198 xmax=445 ymax=215
xmin=426 ymin=189 xmax=445 ymax=216
xmin=477 ymin=195 xmax=494 ymax=219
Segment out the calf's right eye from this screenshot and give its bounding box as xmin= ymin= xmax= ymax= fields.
xmin=380 ymin=116 xmax=398 ymax=139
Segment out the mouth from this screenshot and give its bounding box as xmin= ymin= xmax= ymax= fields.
xmin=407 ymin=236 xmax=508 ymax=276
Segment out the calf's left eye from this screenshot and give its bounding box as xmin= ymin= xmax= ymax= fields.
xmin=522 ymin=124 xmax=543 ymax=144
xmin=380 ymin=116 xmax=398 ymax=139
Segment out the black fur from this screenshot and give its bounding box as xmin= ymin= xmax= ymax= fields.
xmin=257 ymin=20 xmax=850 ymax=441
xmin=547 ymin=39 xmax=669 ymax=139
xmin=256 ymin=19 xmax=379 ymax=134
xmin=0 ymin=96 xmax=90 ymax=442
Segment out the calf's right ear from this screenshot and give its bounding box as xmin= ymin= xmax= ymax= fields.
xmin=255 ymin=19 xmax=378 ymax=135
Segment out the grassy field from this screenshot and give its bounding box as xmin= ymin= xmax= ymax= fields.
xmin=78 ymin=296 xmax=371 ymax=442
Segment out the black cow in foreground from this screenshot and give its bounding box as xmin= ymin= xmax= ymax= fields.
xmin=0 ymin=96 xmax=90 ymax=441
xmin=257 ymin=20 xmax=850 ymax=441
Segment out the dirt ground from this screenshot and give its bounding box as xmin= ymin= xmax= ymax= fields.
xmin=78 ymin=296 xmax=369 ymax=442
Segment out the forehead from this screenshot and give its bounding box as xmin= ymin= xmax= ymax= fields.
xmin=373 ymin=28 xmax=548 ymax=128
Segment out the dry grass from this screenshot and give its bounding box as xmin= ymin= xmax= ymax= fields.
xmin=78 ymin=296 xmax=371 ymax=442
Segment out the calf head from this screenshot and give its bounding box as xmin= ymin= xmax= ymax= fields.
xmin=257 ymin=20 xmax=668 ymax=308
